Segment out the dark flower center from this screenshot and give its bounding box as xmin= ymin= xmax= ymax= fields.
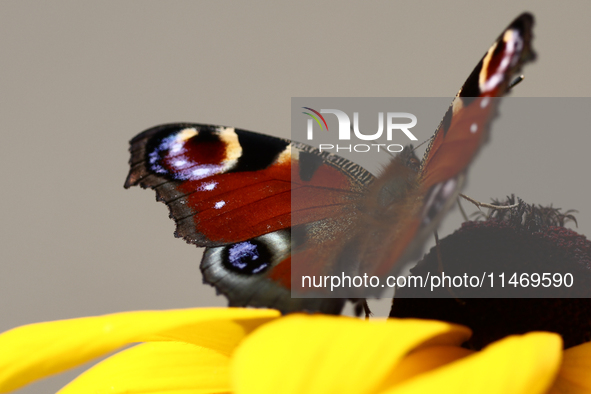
xmin=390 ymin=197 xmax=591 ymax=349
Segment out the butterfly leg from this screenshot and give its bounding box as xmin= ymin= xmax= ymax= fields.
xmin=508 ymin=74 xmax=525 ymax=90
xmin=459 ymin=193 xmax=519 ymax=212
xmin=458 ymin=198 xmax=469 ymax=222
xmin=353 ymin=299 xmax=372 ymax=320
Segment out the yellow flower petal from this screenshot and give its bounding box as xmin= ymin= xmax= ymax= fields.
xmin=382 ymin=345 xmax=474 ymax=387
xmin=548 ymin=340 xmax=591 ymax=394
xmin=232 ymin=315 xmax=471 ymax=394
xmin=380 ymin=332 xmax=562 ymax=394
xmin=58 ymin=341 xmax=230 ymax=394
xmin=0 ymin=308 xmax=278 ymax=393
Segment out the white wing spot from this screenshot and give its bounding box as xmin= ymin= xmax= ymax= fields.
xmin=193 ymin=168 xmax=211 ymax=177
xmin=480 ymin=97 xmax=490 ymax=108
xmin=470 ymin=123 xmax=478 ymax=133
xmin=170 ymin=142 xmax=184 ymax=154
xmin=214 ymin=201 xmax=226 ymax=209
xmin=198 ymin=181 xmax=218 ymax=191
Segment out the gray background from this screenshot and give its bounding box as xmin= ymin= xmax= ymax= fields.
xmin=1 ymin=1 xmax=590 ymax=393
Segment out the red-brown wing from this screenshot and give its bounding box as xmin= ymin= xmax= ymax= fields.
xmin=125 ymin=124 xmax=370 ymax=245
xmin=419 ymin=13 xmax=535 ymax=190
xmin=355 ymin=13 xmax=536 ymax=281
xmin=125 ymin=123 xmax=374 ymax=313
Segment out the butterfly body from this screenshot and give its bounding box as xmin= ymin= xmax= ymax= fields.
xmin=125 ymin=13 xmax=535 ymax=314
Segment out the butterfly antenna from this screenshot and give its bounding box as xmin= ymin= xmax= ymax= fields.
xmin=411 ymin=138 xmax=430 ymax=153
xmin=383 ymin=139 xmax=430 ymax=161
xmin=459 ymin=193 xmax=519 ymax=211
xmin=508 ymin=74 xmax=525 ymax=90
xmin=382 ymin=149 xmax=396 ymax=159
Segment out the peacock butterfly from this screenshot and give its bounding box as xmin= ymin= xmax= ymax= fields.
xmin=125 ymin=13 xmax=536 ymax=314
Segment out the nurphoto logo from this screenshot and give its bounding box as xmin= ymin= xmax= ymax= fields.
xmin=302 ymin=107 xmax=418 ymax=153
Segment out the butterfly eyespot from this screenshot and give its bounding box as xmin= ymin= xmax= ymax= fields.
xmin=222 ymin=240 xmax=272 ymax=275
xmin=146 ymin=126 xmax=241 ymax=181
xmin=422 ymin=178 xmax=461 ymax=225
